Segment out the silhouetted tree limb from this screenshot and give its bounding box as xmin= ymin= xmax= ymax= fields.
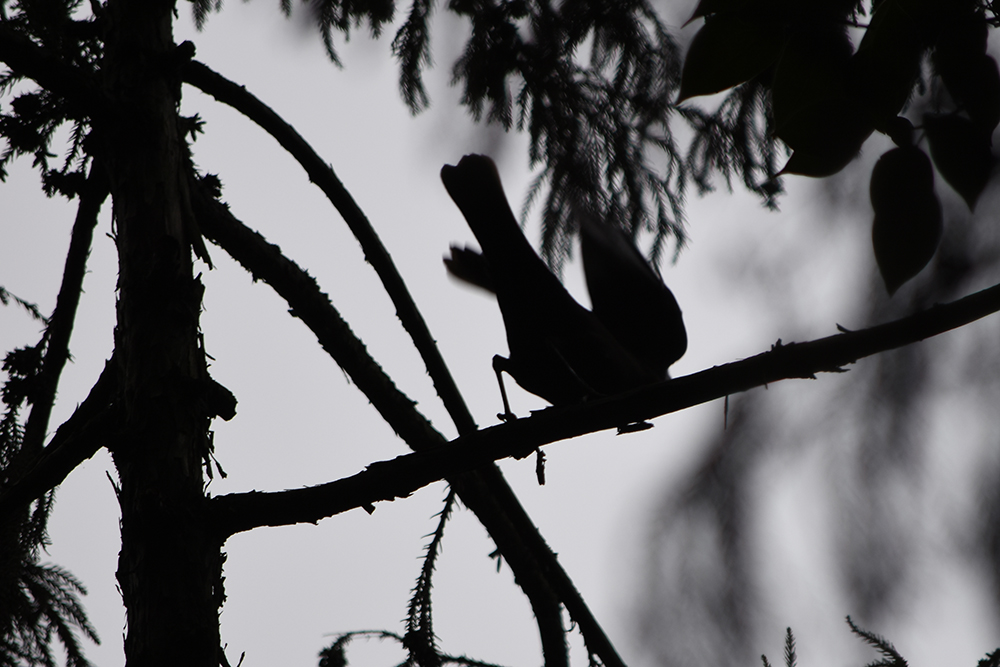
xmin=22 ymin=161 xmax=109 ymax=455
xmin=210 ymin=278 xmax=1000 ymax=536
xmin=191 ymin=188 xmax=602 ymax=667
xmin=0 ymin=357 xmax=116 ymax=514
xmin=194 ymin=187 xmax=444 ymax=447
xmin=182 ymin=59 xmax=478 ymax=436
xmin=0 ymin=165 xmax=110 ymax=516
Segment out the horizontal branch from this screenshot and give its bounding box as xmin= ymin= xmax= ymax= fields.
xmin=210 ymin=278 xmax=1000 ymax=536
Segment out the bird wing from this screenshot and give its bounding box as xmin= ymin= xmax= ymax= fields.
xmin=579 ymin=210 xmax=687 ymax=379
xmin=441 ymin=154 xmax=655 ymax=406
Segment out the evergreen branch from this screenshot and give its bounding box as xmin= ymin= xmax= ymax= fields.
xmin=6 ymin=563 xmax=99 ymax=667
xmin=21 ymin=160 xmax=108 ymax=457
xmin=784 ymin=628 xmax=797 ymax=667
xmin=0 ymin=286 xmax=47 ymax=322
xmin=392 ymin=0 xmax=435 ymax=113
xmin=405 ymin=489 xmax=456 ymax=667
xmin=979 ymin=649 xmax=1000 ymax=667
xmin=846 ymin=616 xmax=907 ymax=667
xmin=210 ymin=278 xmax=1000 ymax=534
xmin=181 ymin=58 xmax=478 ymax=438
xmin=679 ymin=79 xmax=782 ymax=207
xmin=0 ymin=23 xmax=106 ymax=117
xmin=193 ymin=192 xmax=614 ymax=667
xmin=446 ymin=0 xmax=689 ymax=262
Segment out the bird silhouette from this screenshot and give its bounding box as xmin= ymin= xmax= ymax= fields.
xmin=441 ymin=154 xmax=684 ymax=419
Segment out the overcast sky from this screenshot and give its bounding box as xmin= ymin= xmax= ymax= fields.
xmin=1 ymin=3 xmax=997 ymax=667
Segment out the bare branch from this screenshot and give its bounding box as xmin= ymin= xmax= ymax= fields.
xmin=193 ymin=189 xmax=620 ymax=667
xmin=22 ymin=161 xmax=109 ymax=455
xmin=182 ymin=60 xmax=477 ymax=437
xmin=210 ymin=278 xmax=1000 ymax=535
xmin=193 ymin=188 xmax=444 ymax=448
xmin=0 ymin=357 xmax=116 ymax=515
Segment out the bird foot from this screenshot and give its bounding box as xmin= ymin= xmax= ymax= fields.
xmin=497 ymin=411 xmax=518 ymax=423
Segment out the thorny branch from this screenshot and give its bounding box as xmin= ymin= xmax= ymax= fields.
xmin=211 ymin=277 xmax=1000 ymax=534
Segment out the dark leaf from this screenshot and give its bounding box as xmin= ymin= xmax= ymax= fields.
xmin=851 ymin=0 xmax=926 ymax=128
xmin=959 ymin=56 xmax=1000 ymax=137
xmin=776 ymin=97 xmax=871 ymax=161
xmin=923 ymin=113 xmax=995 ymax=210
xmin=932 ymin=10 xmax=1000 ymax=136
xmin=884 ymin=115 xmax=915 ymax=147
xmin=771 ymin=24 xmax=854 ymax=136
xmin=779 ymin=141 xmax=863 ymax=178
xmin=678 ymin=13 xmax=784 ymax=101
xmin=768 ymin=21 xmax=872 ymax=176
xmin=870 ymin=146 xmax=942 ymax=294
xmin=934 ymin=5 xmax=989 ymax=59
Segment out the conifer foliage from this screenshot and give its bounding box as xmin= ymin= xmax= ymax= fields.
xmin=679 ymin=0 xmax=1000 ymax=292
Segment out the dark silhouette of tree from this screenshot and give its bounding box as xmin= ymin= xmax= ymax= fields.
xmin=1 ymin=0 xmax=1000 ymax=666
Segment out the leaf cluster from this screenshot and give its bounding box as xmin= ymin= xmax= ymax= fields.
xmin=244 ymin=0 xmax=699 ymax=264
xmin=0 ymin=287 xmax=46 ymax=325
xmin=680 ymin=0 xmax=1000 ymax=294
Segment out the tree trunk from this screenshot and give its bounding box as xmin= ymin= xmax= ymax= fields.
xmin=100 ymin=1 xmax=221 ymax=665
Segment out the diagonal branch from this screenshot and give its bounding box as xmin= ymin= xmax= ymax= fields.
xmin=0 ymin=164 xmax=112 ymax=516
xmin=181 ymin=60 xmax=605 ymax=664
xmin=210 ymin=277 xmax=1000 ymax=534
xmin=0 ymin=357 xmax=116 ymax=515
xmin=182 ymin=59 xmax=476 ymax=436
xmin=192 ymin=189 xmax=601 ymax=667
xmin=22 ymin=160 xmax=109 ymax=455
xmin=193 ymin=188 xmax=444 ymax=447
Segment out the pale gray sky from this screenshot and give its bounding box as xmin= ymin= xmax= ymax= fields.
xmin=1 ymin=3 xmax=996 ymax=667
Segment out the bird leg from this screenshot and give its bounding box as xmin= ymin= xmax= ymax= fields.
xmin=492 ymin=355 xmax=518 ymax=422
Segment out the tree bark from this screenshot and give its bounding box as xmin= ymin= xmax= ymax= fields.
xmin=100 ymin=1 xmax=221 ymax=665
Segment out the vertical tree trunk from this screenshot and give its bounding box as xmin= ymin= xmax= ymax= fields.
xmin=100 ymin=1 xmax=221 ymax=665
